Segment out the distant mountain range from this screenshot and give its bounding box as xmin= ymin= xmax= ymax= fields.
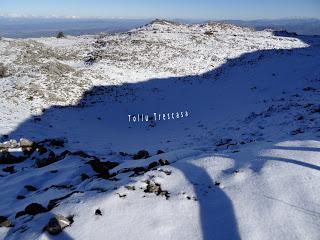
xmin=218 ymin=18 xmax=320 ymax=35
xmin=0 ymin=17 xmax=319 ymax=38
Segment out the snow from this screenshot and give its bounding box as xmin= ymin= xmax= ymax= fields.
xmin=0 ymin=20 xmax=319 ymax=239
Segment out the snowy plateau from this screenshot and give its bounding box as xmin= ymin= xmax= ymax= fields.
xmin=0 ymin=19 xmax=319 ymax=240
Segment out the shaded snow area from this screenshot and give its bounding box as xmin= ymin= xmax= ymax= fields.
xmin=0 ymin=20 xmax=320 ymax=239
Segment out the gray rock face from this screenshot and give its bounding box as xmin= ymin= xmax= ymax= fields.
xmin=46 ymin=214 xmax=71 ymax=235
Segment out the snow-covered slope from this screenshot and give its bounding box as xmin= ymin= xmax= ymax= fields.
xmin=0 ymin=20 xmax=319 ymax=240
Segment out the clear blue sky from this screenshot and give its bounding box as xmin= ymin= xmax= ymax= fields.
xmin=1 ymin=0 xmax=319 ymax=19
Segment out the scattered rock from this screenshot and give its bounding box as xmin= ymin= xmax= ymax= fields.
xmin=15 ymin=211 xmax=25 ymax=219
xmin=148 ymin=161 xmax=160 ymax=170
xmin=24 ymin=185 xmax=37 ymax=192
xmin=310 ymin=107 xmax=320 ymax=113
xmin=56 ymin=32 xmax=65 ymax=38
xmin=47 ymin=139 xmax=65 ymax=148
xmin=133 ymin=150 xmax=150 ymax=160
xmin=144 ymin=180 xmax=169 ymax=199
xmin=45 ymin=214 xmax=72 ymax=235
xmin=24 ymin=203 xmax=47 ymax=216
xmin=86 ymin=159 xmax=119 ymax=179
xmin=93 ymin=39 xmax=107 ymax=48
xmin=0 ymin=216 xmax=12 ymax=227
xmin=0 ymin=151 xmax=29 ymax=164
xmin=303 ymin=87 xmax=316 ymax=92
xmin=156 ymin=150 xmax=165 ymax=155
xmin=119 ymin=152 xmax=129 ymax=156
xmin=295 ymin=115 xmax=304 ymax=121
xmin=16 ymin=203 xmax=47 ymax=218
xmin=158 ymin=159 xmax=169 ymax=166
xmin=35 ymin=150 xmax=71 ymax=168
xmin=0 ymin=64 xmax=8 ymax=78
xmin=95 ymin=209 xmax=102 ymax=216
xmin=148 ymin=159 xmax=169 ymax=170
xmin=116 ymin=193 xmax=127 ymax=198
xmin=290 ymin=128 xmax=304 ymax=135
xmin=204 ymin=31 xmax=214 ymax=35
xmin=47 ymin=191 xmax=80 ymax=210
xmin=125 ymin=185 xmax=136 ymax=191
xmin=119 ymin=166 xmax=148 ymax=176
xmin=2 ymin=166 xmax=16 ymax=174
xmin=215 ymin=138 xmax=233 ymax=147
xmin=81 ymin=173 xmax=90 ymax=181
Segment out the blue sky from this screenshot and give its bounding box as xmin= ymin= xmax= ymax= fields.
xmin=1 ymin=0 xmax=319 ymax=19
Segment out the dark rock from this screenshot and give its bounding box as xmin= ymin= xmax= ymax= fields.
xmin=48 ymin=139 xmax=65 ymax=148
xmin=35 ymin=150 xmax=70 ymax=168
xmin=81 ymin=173 xmax=90 ymax=181
xmin=303 ymin=87 xmax=316 ymax=92
xmin=56 ymin=32 xmax=65 ymax=38
xmin=158 ymin=159 xmax=169 ymax=166
xmin=47 ymin=191 xmax=80 ymax=210
xmin=0 ymin=64 xmax=8 ymax=78
xmin=310 ymin=107 xmax=320 ymax=113
xmin=2 ymin=166 xmax=16 ymax=174
xmin=116 ymin=193 xmax=127 ymax=198
xmin=24 ymin=203 xmax=47 ymax=215
xmin=215 ymin=181 xmax=221 ymax=186
xmin=72 ymin=151 xmax=91 ymax=158
xmin=45 ymin=214 xmax=71 ymax=235
xmin=24 ymin=185 xmax=37 ymax=192
xmin=156 ymin=150 xmax=165 ymax=155
xmin=36 ymin=146 xmax=48 ymax=155
xmin=16 ymin=195 xmax=26 ymax=200
xmin=204 ymin=31 xmax=214 ymax=35
xmin=95 ymin=209 xmax=102 ymax=216
xmin=0 ymin=216 xmax=12 ymax=227
xmin=119 ymin=152 xmax=129 ymax=156
xmin=133 ymin=150 xmax=150 ymax=160
xmin=148 ymin=161 xmax=160 ymax=170
xmin=296 ymin=115 xmax=304 ymax=120
xmin=15 ymin=211 xmax=26 ymax=218
xmin=215 ymin=138 xmax=233 ymax=147
xmin=290 ymin=128 xmax=304 ymax=135
xmin=132 ymin=167 xmax=147 ymax=174
xmin=0 ymin=151 xmax=28 ymax=164
xmin=87 ymin=159 xmax=119 ymax=179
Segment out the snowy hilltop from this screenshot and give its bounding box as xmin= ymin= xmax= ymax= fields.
xmin=0 ymin=20 xmax=319 ymax=240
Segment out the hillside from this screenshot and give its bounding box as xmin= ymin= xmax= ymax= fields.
xmin=0 ymin=20 xmax=319 ymax=240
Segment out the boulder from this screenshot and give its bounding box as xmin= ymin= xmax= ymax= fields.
xmin=46 ymin=214 xmax=72 ymax=235
xmin=0 ymin=216 xmax=12 ymax=227
xmin=19 ymin=138 xmax=34 ymax=148
xmin=24 ymin=203 xmax=47 ymax=216
xmin=95 ymin=209 xmax=102 ymax=216
xmin=24 ymin=185 xmax=37 ymax=192
xmin=133 ymin=150 xmax=150 ymax=160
